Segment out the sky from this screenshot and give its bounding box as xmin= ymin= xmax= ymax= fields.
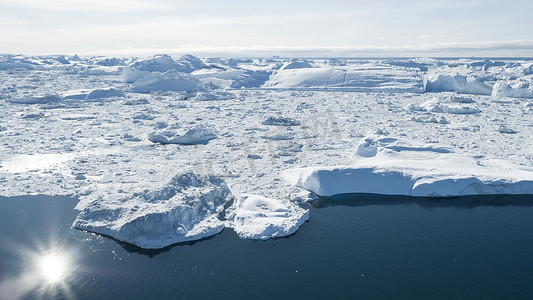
xmin=1 ymin=0 xmax=532 ymax=57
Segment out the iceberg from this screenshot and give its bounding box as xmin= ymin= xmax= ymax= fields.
xmin=73 ymin=172 xmax=233 ymax=249
xmin=148 ymin=124 xmax=217 ymax=145
xmin=282 ymin=136 xmax=533 ymax=197
xmin=264 ymin=65 xmax=424 ymax=92
xmin=130 ymin=70 xmax=204 ymax=93
xmin=225 ymin=194 xmax=309 ymax=240
xmin=425 ymin=73 xmax=493 ymax=95
xmin=492 ymin=78 xmax=533 ymax=99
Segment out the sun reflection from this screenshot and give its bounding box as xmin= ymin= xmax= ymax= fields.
xmin=39 ymin=254 xmax=68 ymax=283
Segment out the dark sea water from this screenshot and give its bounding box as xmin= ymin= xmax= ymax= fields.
xmin=1 ymin=194 xmax=533 ymax=299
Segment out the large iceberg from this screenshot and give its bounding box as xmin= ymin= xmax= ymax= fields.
xmin=264 ymin=64 xmax=424 ymax=92
xmin=73 ymin=172 xmax=233 ymax=249
xmin=282 ymin=136 xmax=533 ymax=197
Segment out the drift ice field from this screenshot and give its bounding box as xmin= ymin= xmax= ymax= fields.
xmin=1 ymin=54 xmax=533 ymax=248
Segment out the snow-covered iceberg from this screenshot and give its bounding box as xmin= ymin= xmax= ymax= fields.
xmin=282 ymin=136 xmax=533 ymax=197
xmin=130 ymin=70 xmax=204 ymax=93
xmin=225 ymin=194 xmax=309 ymax=240
xmin=264 ymin=64 xmax=424 ymax=92
xmin=425 ymin=73 xmax=493 ymax=95
xmin=73 ymin=172 xmax=233 ymax=249
xmin=492 ymin=78 xmax=533 ymax=99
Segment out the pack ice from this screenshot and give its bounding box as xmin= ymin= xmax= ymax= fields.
xmin=282 ymin=135 xmax=533 ymax=197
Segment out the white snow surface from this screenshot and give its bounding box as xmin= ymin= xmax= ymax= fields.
xmin=225 ymin=194 xmax=309 ymax=240
xmin=282 ymin=135 xmax=533 ymax=197
xmin=73 ymin=171 xmax=232 ymax=249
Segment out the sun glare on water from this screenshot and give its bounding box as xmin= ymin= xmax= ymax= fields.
xmin=39 ymin=254 xmax=68 ymax=283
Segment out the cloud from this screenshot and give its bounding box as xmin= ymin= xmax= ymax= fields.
xmin=0 ymin=0 xmax=167 ymax=13
xmin=76 ymin=40 xmax=533 ymax=57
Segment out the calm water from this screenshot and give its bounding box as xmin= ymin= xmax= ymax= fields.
xmin=1 ymin=194 xmax=533 ymax=299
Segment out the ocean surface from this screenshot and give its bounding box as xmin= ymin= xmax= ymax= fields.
xmin=1 ymin=194 xmax=533 ymax=299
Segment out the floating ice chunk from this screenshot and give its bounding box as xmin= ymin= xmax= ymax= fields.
xmin=261 ymin=116 xmax=300 ymax=126
xmin=60 ymin=88 xmax=124 ymax=100
xmin=130 ymin=70 xmax=203 ymax=93
xmin=406 ymin=103 xmax=426 ymax=112
xmin=425 ymin=73 xmax=493 ymax=95
xmin=132 ymin=113 xmax=155 ymax=120
xmin=198 ymin=69 xmax=270 ymax=88
xmin=9 ymin=94 xmax=61 ymax=104
xmin=129 ymin=54 xmax=188 ymax=73
xmin=355 ymin=138 xmax=378 ymax=157
xmin=261 ymin=131 xmax=295 ymax=140
xmin=95 ymin=57 xmax=124 ymax=66
xmin=148 ymin=124 xmax=216 ymax=145
xmin=420 ymin=100 xmax=480 ymax=114
xmin=448 ymin=95 xmax=475 ymax=103
xmin=281 ymin=60 xmax=315 ymax=70
xmin=283 ymin=136 xmax=533 ymax=197
xmin=443 ymin=105 xmax=481 ymax=114
xmin=492 ymin=79 xmax=533 ymax=99
xmin=178 ymin=54 xmax=208 ymax=71
xmin=86 ymin=88 xmax=125 ymax=100
xmin=73 ymin=172 xmax=233 ymax=249
xmin=194 ymin=91 xmax=235 ymax=101
xmin=0 ymin=60 xmax=36 ymax=70
xmin=498 ymin=125 xmax=518 ymax=134
xmin=225 ymin=194 xmax=309 ymax=240
xmin=122 ymin=67 xmax=151 ymax=83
